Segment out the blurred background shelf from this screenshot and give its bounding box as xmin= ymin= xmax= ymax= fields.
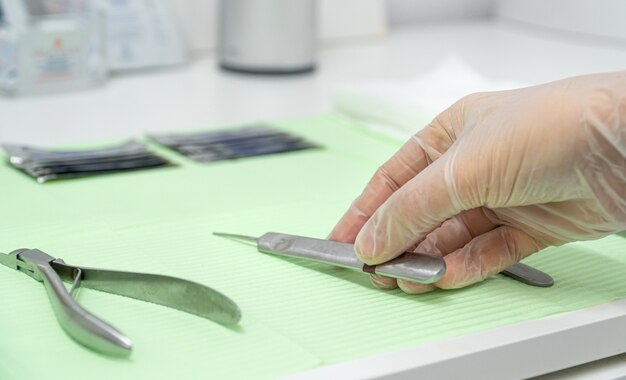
xmin=3 ymin=18 xmax=626 ymax=146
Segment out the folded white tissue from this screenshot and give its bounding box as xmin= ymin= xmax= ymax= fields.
xmin=332 ymin=57 xmax=525 ymax=140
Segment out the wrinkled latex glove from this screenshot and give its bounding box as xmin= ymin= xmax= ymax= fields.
xmin=329 ymin=71 xmax=626 ymax=294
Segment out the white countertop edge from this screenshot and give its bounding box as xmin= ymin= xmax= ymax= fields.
xmin=286 ymin=298 xmax=626 ymax=380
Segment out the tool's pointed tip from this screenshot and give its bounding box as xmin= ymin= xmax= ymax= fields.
xmin=213 ymin=232 xmax=234 ymax=237
xmin=212 ymin=232 xmax=259 ymax=244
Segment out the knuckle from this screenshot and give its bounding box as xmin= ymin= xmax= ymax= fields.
xmin=375 ymin=165 xmax=401 ymax=192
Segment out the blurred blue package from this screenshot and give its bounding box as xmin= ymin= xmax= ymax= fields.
xmin=0 ymin=0 xmax=107 ymax=96
xmin=102 ymin=0 xmax=188 ymax=71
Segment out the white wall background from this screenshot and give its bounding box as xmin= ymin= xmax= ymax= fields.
xmin=387 ymin=0 xmax=492 ymax=26
xmin=165 ymin=0 xmax=626 ymax=54
xmin=164 ymin=0 xmax=388 ymax=53
xmin=388 ymin=0 xmax=626 ymax=41
xmin=496 ymin=0 xmax=626 ymax=40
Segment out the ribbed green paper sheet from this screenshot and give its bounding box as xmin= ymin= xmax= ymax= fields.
xmin=1 ymin=114 xmax=626 ymax=379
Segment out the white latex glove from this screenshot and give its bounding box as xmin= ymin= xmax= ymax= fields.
xmin=329 ymin=71 xmax=626 ymax=294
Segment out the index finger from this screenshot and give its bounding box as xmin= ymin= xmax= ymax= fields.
xmin=328 ymin=114 xmax=459 ymax=244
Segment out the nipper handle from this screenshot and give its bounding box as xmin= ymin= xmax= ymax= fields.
xmin=16 ymin=249 xmax=132 ymax=356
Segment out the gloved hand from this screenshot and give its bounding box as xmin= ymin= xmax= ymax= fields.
xmin=329 ymin=71 xmax=626 ymax=294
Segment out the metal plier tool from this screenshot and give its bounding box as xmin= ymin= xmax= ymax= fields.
xmin=0 ymin=248 xmax=241 ymax=356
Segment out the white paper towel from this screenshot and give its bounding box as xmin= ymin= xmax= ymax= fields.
xmin=332 ymin=56 xmax=526 ymax=140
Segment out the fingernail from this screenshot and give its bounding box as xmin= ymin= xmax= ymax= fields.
xmin=398 ymin=280 xmax=435 ymax=294
xmin=371 ymin=275 xmax=385 ymax=287
xmin=371 ymin=275 xmax=397 ymax=290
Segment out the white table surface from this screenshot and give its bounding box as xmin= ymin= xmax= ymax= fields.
xmin=2 ymin=19 xmax=626 ymax=378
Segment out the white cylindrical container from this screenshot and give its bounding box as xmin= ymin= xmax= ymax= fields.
xmin=218 ymin=0 xmax=316 ymax=74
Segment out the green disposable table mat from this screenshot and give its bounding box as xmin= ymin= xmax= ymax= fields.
xmin=1 ymin=114 xmax=626 ymax=379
